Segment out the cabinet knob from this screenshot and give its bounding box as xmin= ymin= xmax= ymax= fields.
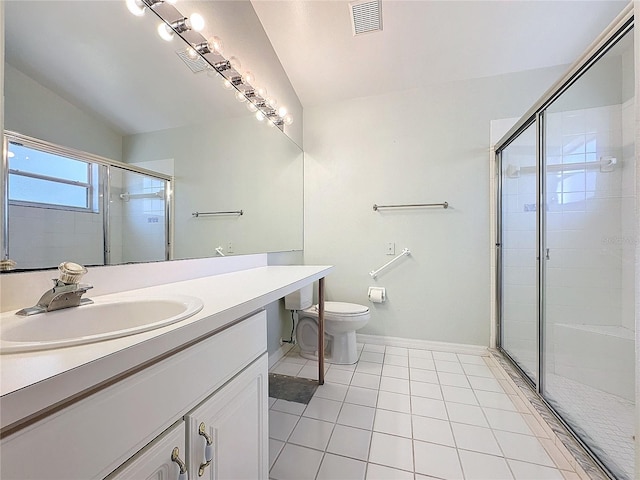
xmin=171 ymin=447 xmax=188 ymax=480
xmin=198 ymin=422 xmax=214 ymax=477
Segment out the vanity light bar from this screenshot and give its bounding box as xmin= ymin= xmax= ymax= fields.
xmin=214 ymin=60 xmax=231 ymax=72
xmin=194 ymin=41 xmax=211 ymax=55
xmin=127 ymin=0 xmax=293 ymax=130
xmin=141 ymin=0 xmax=168 ymax=8
xmin=169 ymin=17 xmax=192 ymax=34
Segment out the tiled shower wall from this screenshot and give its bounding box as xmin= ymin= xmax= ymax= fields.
xmin=501 ymin=102 xmax=635 ymax=401
xmin=545 ymin=104 xmax=623 ymax=328
xmin=7 ymin=168 xmax=167 ymax=270
xmin=108 ymin=169 xmax=166 ymax=265
xmin=122 ymin=172 xmax=166 ymax=263
xmin=545 ymin=102 xmax=634 ymax=403
xmin=8 ymin=204 xmax=104 ymax=269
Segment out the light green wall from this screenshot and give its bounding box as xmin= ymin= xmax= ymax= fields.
xmin=4 ymin=63 xmax=123 ymax=161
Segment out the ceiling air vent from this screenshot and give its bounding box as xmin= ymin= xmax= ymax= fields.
xmin=350 ymin=0 xmax=382 ymax=36
xmin=175 ymin=49 xmax=209 ymax=74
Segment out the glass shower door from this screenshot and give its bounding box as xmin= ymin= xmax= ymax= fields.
xmin=542 ymin=28 xmax=635 ymax=480
xmin=108 ymin=167 xmax=169 ymax=265
xmin=499 ymin=122 xmax=538 ymax=382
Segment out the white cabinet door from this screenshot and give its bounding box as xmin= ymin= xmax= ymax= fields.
xmin=186 ymin=354 xmax=268 ymax=480
xmin=106 ymin=421 xmax=187 ymax=480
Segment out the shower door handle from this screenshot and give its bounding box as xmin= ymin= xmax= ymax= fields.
xmin=545 ymin=248 xmax=550 ymax=260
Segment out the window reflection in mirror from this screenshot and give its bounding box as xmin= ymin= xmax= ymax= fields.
xmin=5 ymin=134 xmax=171 ymax=270
xmin=8 ymin=143 xmax=96 ymax=211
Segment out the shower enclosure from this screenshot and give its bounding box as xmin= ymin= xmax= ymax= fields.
xmin=495 ymin=9 xmax=635 ymax=480
xmin=3 ymin=132 xmax=171 ymax=270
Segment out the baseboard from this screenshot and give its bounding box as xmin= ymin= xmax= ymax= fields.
xmin=356 ymin=333 xmax=489 ymax=356
xmin=268 ymin=343 xmax=295 ymax=368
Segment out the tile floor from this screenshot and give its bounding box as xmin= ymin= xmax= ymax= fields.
xmin=545 ymin=373 xmax=634 ymax=480
xmin=268 ymin=343 xmax=585 ymax=480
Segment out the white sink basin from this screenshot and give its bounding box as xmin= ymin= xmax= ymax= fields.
xmin=0 ymin=295 xmax=203 ymax=354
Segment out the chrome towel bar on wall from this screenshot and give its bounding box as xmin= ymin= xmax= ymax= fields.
xmin=373 ymin=202 xmax=448 ymax=211
xmin=192 ymin=210 xmax=243 ymax=217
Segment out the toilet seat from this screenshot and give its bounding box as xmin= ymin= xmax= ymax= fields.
xmin=313 ymin=302 xmax=369 ymax=317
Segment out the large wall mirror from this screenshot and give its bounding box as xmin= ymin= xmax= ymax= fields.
xmin=2 ymin=0 xmax=304 ymax=271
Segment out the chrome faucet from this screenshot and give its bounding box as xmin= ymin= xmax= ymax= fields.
xmin=16 ymin=262 xmax=93 ymax=316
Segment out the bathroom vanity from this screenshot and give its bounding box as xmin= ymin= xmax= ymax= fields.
xmin=0 ymin=264 xmax=332 ymax=479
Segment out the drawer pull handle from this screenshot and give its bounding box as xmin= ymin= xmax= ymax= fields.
xmin=198 ymin=422 xmax=214 ymax=477
xmin=171 ymin=447 xmax=188 ymax=480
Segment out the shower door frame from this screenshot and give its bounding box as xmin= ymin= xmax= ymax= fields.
xmin=495 ymin=116 xmax=541 ymax=391
xmin=494 ymin=6 xmax=634 ymax=479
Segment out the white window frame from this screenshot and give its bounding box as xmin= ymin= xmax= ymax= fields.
xmin=8 ymin=161 xmax=96 ymax=213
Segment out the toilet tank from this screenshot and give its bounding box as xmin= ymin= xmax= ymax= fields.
xmin=284 ymin=284 xmax=313 ymax=310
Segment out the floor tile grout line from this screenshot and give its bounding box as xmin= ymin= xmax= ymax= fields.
xmin=474 ymin=381 xmax=520 ymax=480
xmin=486 ymin=353 xmax=589 ymax=476
xmin=272 ymin=343 xmax=582 ymax=480
xmin=364 ymin=345 xmax=381 ymax=477
xmin=447 ymin=386 xmax=467 ymax=480
xmin=407 ymin=360 xmax=416 ymax=475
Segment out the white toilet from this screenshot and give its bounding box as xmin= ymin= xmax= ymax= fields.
xmin=296 ymin=302 xmax=370 ymax=365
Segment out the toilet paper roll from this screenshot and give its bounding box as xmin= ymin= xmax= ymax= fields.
xmin=368 ymin=287 xmax=386 ymax=303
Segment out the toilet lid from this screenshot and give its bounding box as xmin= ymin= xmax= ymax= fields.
xmin=315 ymin=302 xmax=369 ymax=316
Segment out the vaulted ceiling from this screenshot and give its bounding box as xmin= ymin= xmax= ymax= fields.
xmin=4 ymin=1 xmax=631 ymax=136
xmin=252 ymin=0 xmax=630 ymax=107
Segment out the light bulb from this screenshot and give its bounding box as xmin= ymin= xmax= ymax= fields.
xmin=283 ymin=114 xmax=293 ymax=126
xmin=126 ymin=0 xmax=145 ymax=16
xmin=186 ymin=47 xmax=198 ymax=59
xmin=278 ymin=106 xmax=288 ymax=118
xmin=206 ymin=66 xmax=218 ymax=78
xmin=266 ymin=97 xmax=277 ymax=108
xmin=157 ymin=23 xmax=174 ymax=41
xmin=222 ymin=78 xmax=234 ymax=89
xmin=228 ymin=56 xmax=241 ymax=71
xmin=242 ymin=71 xmax=255 ymax=85
xmin=246 ymin=102 xmax=258 ymax=112
xmin=208 ymin=36 xmax=224 ymax=55
xmin=266 ymin=119 xmax=275 ymax=127
xmin=255 ymin=111 xmax=265 ymax=122
xmin=166 ymin=0 xmax=177 ymax=4
xmin=189 ymin=13 xmax=205 ymax=32
xmin=235 ymin=91 xmax=247 ymax=102
xmin=256 ymin=86 xmax=267 ymax=98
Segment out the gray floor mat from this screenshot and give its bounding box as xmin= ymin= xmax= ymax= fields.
xmin=268 ymin=374 xmax=318 ymax=404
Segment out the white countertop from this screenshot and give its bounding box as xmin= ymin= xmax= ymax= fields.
xmin=0 ymin=265 xmax=332 ymax=432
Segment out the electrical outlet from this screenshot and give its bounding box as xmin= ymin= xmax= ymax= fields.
xmin=227 ymin=242 xmax=234 ymax=253
xmin=386 ymin=242 xmax=395 ymax=255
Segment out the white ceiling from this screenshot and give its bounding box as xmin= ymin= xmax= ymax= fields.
xmin=4 ymin=1 xmax=246 ymax=136
xmin=251 ymin=0 xmax=630 ymax=107
xmin=3 ymin=1 xmax=630 ymax=136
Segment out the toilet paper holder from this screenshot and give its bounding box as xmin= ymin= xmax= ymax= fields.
xmin=368 ymin=287 xmax=386 ymax=303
